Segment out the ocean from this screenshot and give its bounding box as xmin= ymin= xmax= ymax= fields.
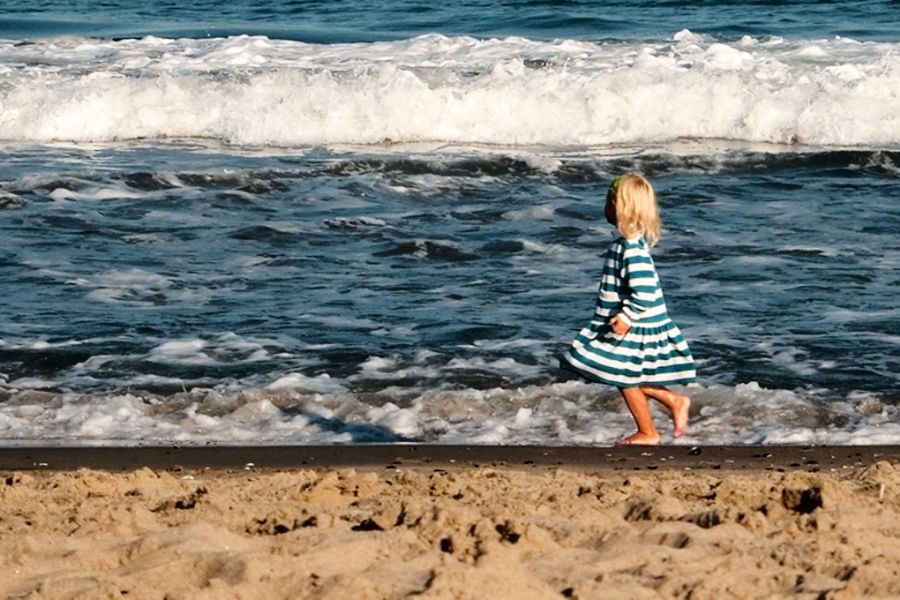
xmin=1 ymin=1 xmax=898 ymax=446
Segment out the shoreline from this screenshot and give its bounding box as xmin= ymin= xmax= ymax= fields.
xmin=2 ymin=444 xmax=898 ymax=472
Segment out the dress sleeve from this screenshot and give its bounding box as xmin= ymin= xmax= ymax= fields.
xmin=617 ymin=244 xmax=661 ymax=326
xmin=593 ymin=242 xmax=624 ymax=321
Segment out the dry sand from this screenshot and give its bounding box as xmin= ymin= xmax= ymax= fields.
xmin=1 ymin=452 xmax=899 ymax=599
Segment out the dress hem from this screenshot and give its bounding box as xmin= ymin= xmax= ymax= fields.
xmin=560 ymin=356 xmax=696 ymax=389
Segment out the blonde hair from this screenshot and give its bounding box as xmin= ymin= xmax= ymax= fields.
xmin=607 ymin=173 xmax=661 ymax=246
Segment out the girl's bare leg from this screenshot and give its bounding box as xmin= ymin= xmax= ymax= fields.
xmin=616 ymin=387 xmax=660 ymax=445
xmin=640 ymin=386 xmax=691 ymax=437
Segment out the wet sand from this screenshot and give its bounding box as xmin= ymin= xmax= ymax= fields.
xmin=1 ymin=445 xmax=898 ymax=599
xmin=4 ymin=444 xmax=899 ymax=472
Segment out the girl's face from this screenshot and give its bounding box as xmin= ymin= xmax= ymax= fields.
xmin=604 ymin=193 xmax=617 ymax=226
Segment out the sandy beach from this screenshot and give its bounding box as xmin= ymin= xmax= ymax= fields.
xmin=1 ymin=446 xmax=898 ymax=599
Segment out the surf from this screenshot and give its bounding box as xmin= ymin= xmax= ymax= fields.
xmin=2 ymin=32 xmax=900 ymax=148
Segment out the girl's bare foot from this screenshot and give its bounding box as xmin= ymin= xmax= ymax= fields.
xmin=638 ymin=386 xmax=690 ymax=438
xmin=672 ymin=395 xmax=691 ymax=437
xmin=615 ymin=431 xmax=660 ymax=446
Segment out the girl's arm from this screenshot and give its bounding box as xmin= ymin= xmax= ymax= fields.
xmin=593 ymin=244 xmax=623 ymax=320
xmin=616 ymin=244 xmax=663 ymax=327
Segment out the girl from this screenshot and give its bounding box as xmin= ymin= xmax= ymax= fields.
xmin=563 ymin=173 xmax=696 ymax=445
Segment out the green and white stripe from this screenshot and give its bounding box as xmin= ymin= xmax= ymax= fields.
xmin=564 ymin=236 xmax=696 ymax=388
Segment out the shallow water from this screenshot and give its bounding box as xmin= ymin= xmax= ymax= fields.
xmin=0 ymin=2 xmax=898 ymax=445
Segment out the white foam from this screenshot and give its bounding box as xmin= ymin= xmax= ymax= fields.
xmin=6 ymin=377 xmax=59 ymax=390
xmin=300 ymin=314 xmax=385 ymax=330
xmin=121 ymin=233 xmax=168 ymax=244
xmin=143 ymin=210 xmax=212 ymax=224
xmin=267 ymin=372 xmax=347 ymax=394
xmin=323 ymin=216 xmax=388 ymax=228
xmin=355 ymin=354 xmax=441 ymax=381
xmin=380 ymin=174 xmax=470 ymax=197
xmin=359 ymin=356 xmax=399 ymax=372
xmin=445 ymin=356 xmax=545 ymax=380
xmin=365 ymin=402 xmax=421 ymax=438
xmin=1 ymin=32 xmax=899 ymax=147
xmin=48 ymin=185 xmax=144 ymax=201
xmin=1 ymin=365 xmax=898 ymax=445
xmin=512 ymin=407 xmax=533 ymax=428
xmin=97 ymin=268 xmax=171 ymax=289
xmin=230 ymin=255 xmax=274 ymax=268
xmin=81 ymin=268 xmax=172 ymax=305
xmin=502 ymin=205 xmax=556 ymax=220
xmin=523 ymin=155 xmax=563 ymax=173
xmin=519 ymin=239 xmax=566 ymax=254
xmin=780 ymin=245 xmax=839 ymax=258
xmin=148 ymin=339 xmax=212 ymax=365
xmin=27 ymin=339 xmax=82 ymax=350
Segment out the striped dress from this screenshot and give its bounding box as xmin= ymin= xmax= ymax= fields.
xmin=563 ymin=236 xmax=696 ymax=388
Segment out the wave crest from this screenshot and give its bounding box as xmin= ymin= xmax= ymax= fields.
xmin=1 ymin=32 xmax=899 ymax=147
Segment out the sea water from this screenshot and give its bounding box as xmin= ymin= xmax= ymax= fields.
xmin=1 ymin=1 xmax=898 ymax=446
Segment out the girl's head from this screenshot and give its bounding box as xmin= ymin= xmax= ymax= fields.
xmin=604 ymin=173 xmax=661 ymax=246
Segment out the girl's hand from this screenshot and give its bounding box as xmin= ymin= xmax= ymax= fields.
xmin=610 ymin=315 xmax=630 ymax=336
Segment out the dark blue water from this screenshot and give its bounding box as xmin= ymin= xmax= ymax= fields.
xmin=1 ymin=0 xmax=900 ymax=42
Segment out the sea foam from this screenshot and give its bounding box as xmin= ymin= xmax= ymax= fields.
xmin=1 ymin=32 xmax=899 ymax=147
xmin=0 ymin=380 xmax=897 ymax=446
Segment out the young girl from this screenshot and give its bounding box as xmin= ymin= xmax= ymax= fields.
xmin=563 ymin=173 xmax=696 ymax=445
